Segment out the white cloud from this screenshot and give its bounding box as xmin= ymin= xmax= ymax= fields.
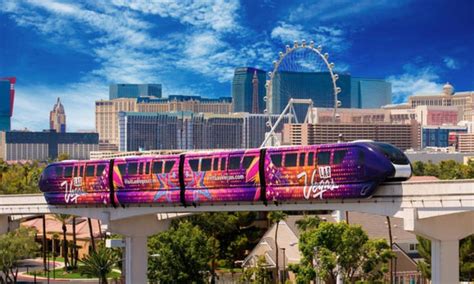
xmin=110 ymin=0 xmax=241 ymax=32
xmin=270 ymin=22 xmax=347 ymax=52
xmin=288 ymin=0 xmax=408 ymax=23
xmin=12 ymin=82 xmax=108 ymax=131
xmin=387 ymin=66 xmax=443 ymax=103
xmin=443 ymin=57 xmax=459 ymax=70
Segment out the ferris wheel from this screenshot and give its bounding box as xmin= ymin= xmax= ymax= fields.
xmin=261 ymin=40 xmax=341 ymax=147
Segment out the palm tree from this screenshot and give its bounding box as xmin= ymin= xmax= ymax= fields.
xmin=268 ymin=211 xmax=287 ymax=283
xmin=54 ymin=214 xmax=72 ymax=270
xmin=72 ymin=216 xmax=78 ymax=268
xmin=80 ymin=246 xmax=118 ymax=284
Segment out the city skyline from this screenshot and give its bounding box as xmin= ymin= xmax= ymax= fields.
xmin=1 ymin=0 xmax=473 ymax=131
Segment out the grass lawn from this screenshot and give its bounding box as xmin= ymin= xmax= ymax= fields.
xmin=29 ymin=269 xmax=121 ymax=279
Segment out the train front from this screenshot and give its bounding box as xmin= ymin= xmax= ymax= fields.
xmin=369 ymin=142 xmax=412 ymax=181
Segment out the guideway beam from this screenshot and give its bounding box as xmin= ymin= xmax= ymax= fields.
xmin=403 ymin=209 xmax=474 ymax=284
xmin=107 ymin=214 xmax=171 ymax=284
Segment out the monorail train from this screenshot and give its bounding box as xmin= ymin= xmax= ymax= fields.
xmin=39 ymin=141 xmax=412 ymax=206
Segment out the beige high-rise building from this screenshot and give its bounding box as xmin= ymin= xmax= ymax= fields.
xmin=50 ymin=97 xmax=66 ymax=133
xmin=403 ymin=83 xmax=474 ymax=121
xmin=95 ymin=96 xmax=232 ymax=149
xmin=282 ymin=122 xmax=420 ymax=151
xmin=458 ymin=133 xmax=474 ymax=153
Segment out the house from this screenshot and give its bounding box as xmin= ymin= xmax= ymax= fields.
xmin=22 ymin=215 xmax=103 ymax=259
xmin=243 ymin=211 xmax=426 ymax=283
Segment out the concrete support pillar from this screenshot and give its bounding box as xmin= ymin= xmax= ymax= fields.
xmin=431 ymin=239 xmax=459 ymax=284
xmin=0 ymin=215 xmax=8 ymax=234
xmin=107 ymin=214 xmax=171 ymax=284
xmin=403 ymin=209 xmax=474 ymax=284
xmin=124 ymin=235 xmax=148 ymax=284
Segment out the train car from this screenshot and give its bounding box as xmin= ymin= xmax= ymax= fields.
xmin=39 ymin=141 xmax=411 ymax=205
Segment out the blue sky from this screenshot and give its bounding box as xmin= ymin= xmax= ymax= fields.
xmin=1 ymin=0 xmax=473 ymax=131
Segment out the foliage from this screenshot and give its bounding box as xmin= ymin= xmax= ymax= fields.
xmin=0 ymin=227 xmax=39 ymax=283
xmin=416 ymin=235 xmax=474 ymax=281
xmin=148 ymin=221 xmax=212 ymax=283
xmin=0 ymin=159 xmax=44 ymax=194
xmin=295 ymin=215 xmax=321 ymax=231
xmin=412 ymin=160 xmax=474 ymax=179
xmin=80 ymin=246 xmax=119 ymax=284
xmin=292 ymin=222 xmax=394 ymax=283
xmin=240 ymin=255 xmax=271 ymax=283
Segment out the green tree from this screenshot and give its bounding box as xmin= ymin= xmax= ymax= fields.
xmin=295 ymin=215 xmax=321 ymax=231
xmin=186 ymin=211 xmax=261 ymax=276
xmin=0 ymin=227 xmax=39 ymax=283
xmin=416 ymin=236 xmax=431 ymax=280
xmin=80 ymin=246 xmax=118 ymax=284
xmin=57 ymin=153 xmax=71 ymax=161
xmin=268 ymin=211 xmax=288 ymax=283
xmin=0 ymin=161 xmax=44 ymax=194
xmin=295 ymin=222 xmax=393 ymax=283
xmin=54 ymin=214 xmax=72 ymax=270
xmin=148 ymin=221 xmax=212 ymax=283
xmin=240 ymin=255 xmax=271 ymax=283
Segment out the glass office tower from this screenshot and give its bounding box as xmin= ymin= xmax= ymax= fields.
xmin=109 ymin=84 xmax=162 ymax=99
xmin=232 ymin=67 xmax=266 ymax=113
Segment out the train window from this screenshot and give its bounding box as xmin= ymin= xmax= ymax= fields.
xmin=164 ymin=161 xmax=175 ymax=173
xmin=229 ymin=156 xmax=241 ymax=170
xmin=96 ymin=165 xmax=106 ymax=176
xmin=128 ymin=163 xmax=138 ymax=175
xmin=189 ymin=159 xmax=199 ymax=171
xmin=79 ymin=166 xmax=84 ymax=177
xmin=55 ymin=166 xmax=63 ymax=177
xmin=358 ymin=150 xmax=365 ymax=164
xmin=220 ymin=158 xmax=227 ymax=170
xmin=213 ymin=158 xmax=219 ymax=171
xmin=308 ymin=152 xmax=314 ymax=166
xmin=299 ymin=153 xmax=306 ymax=166
xmin=333 ymin=150 xmax=347 ymax=165
xmin=145 ymin=162 xmax=150 ymax=174
xmin=271 ymin=154 xmax=282 ymax=167
xmin=284 ymin=153 xmax=297 ymax=167
xmin=64 ymin=167 xmax=73 ymax=178
xmin=152 ymin=161 xmax=163 ymax=174
xmin=201 ymin=159 xmax=212 ymax=171
xmin=74 ymin=167 xmax=79 ymax=177
xmin=86 ymin=165 xmax=95 ymax=177
xmin=242 ymin=156 xmax=256 ymax=169
xmin=118 ymin=164 xmax=126 ymax=175
xmin=317 ymin=152 xmax=331 ymax=165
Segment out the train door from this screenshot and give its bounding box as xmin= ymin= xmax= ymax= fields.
xmin=184 ymin=155 xmax=217 ymax=203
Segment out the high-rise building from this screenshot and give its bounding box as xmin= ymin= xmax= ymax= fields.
xmin=282 ymin=122 xmax=420 ymax=151
xmin=96 ymin=96 xmax=232 ymax=149
xmin=0 ymin=77 xmax=16 ymax=131
xmin=241 ymin=113 xmax=289 ymax=148
xmin=421 ymin=126 xmax=467 ymax=148
xmin=351 ymin=77 xmax=392 ymax=108
xmin=0 ymin=130 xmax=98 ymax=161
xmin=49 ymin=97 xmax=66 ymax=133
xmin=232 ymin=67 xmax=266 ymax=113
xmin=403 ymin=83 xmax=474 ymax=121
xmin=109 ymin=84 xmax=162 ymax=100
xmin=118 ymin=112 xmax=245 ymax=151
xmin=310 ymin=106 xmax=460 ymax=126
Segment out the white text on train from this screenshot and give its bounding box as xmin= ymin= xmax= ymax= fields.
xmin=297 ymin=166 xmax=339 ymax=199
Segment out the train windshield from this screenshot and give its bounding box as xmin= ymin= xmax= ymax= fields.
xmin=371 ymin=142 xmax=410 ymax=165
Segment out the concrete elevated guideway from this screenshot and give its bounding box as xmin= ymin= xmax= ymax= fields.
xmin=0 ymin=180 xmax=473 ymax=284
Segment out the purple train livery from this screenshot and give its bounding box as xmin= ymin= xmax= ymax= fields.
xmin=39 ymin=141 xmax=412 ymax=206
